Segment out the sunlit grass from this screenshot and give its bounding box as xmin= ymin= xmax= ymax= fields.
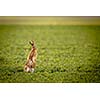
xmin=0 ymin=25 xmax=100 ymax=82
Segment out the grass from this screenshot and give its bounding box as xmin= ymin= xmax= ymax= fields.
xmin=0 ymin=25 xmax=100 ymax=83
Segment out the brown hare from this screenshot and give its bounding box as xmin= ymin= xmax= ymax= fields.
xmin=24 ymin=40 xmax=37 ymax=73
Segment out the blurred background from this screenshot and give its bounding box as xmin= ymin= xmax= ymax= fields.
xmin=0 ymin=16 xmax=100 ymax=25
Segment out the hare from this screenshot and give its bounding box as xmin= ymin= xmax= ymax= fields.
xmin=24 ymin=40 xmax=37 ymax=73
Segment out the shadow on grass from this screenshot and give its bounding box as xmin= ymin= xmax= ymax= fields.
xmin=16 ymin=69 xmax=23 ymax=72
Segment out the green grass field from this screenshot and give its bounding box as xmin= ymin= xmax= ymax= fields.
xmin=0 ymin=25 xmax=100 ymax=82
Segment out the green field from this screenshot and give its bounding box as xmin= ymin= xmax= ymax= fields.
xmin=0 ymin=25 xmax=100 ymax=82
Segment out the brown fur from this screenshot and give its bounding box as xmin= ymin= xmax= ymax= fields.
xmin=24 ymin=40 xmax=37 ymax=72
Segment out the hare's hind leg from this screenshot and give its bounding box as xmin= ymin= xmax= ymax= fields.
xmin=24 ymin=65 xmax=27 ymax=72
xmin=24 ymin=65 xmax=32 ymax=72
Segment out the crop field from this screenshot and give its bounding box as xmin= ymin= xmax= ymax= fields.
xmin=0 ymin=25 xmax=100 ymax=82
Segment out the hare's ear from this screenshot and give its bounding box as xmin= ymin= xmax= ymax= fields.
xmin=29 ymin=40 xmax=34 ymax=46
